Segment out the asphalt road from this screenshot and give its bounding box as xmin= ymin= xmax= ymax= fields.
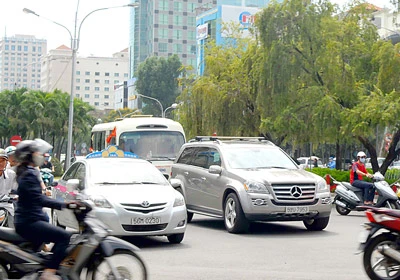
xmin=124 ymin=208 xmax=370 ymax=280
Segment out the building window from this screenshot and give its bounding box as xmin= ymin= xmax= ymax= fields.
xmin=188 ymin=16 xmax=196 ymax=26
xmin=85 ymin=79 xmax=90 ymax=83
xmin=95 ymin=87 xmax=100 ymax=91
xmin=159 ymin=14 xmax=168 ymax=25
xmin=95 ymin=72 xmax=100 ymax=76
xmin=85 ymin=71 xmax=90 ymax=75
xmin=84 ymin=94 xmax=90 ymax=98
xmin=76 ymin=86 xmax=80 ymax=90
xmin=32 ymin=46 xmax=36 ymax=52
xmin=5 ymin=45 xmax=8 ymax=50
xmin=124 ymin=73 xmax=128 ymax=78
xmin=76 ymin=71 xmax=80 ymax=75
xmin=11 ymin=45 xmax=15 ymax=51
xmin=114 ymin=80 xmax=119 ymax=84
xmin=173 ymin=30 xmax=182 ymax=40
xmin=105 ymin=72 xmax=110 ymax=76
xmin=104 ymin=102 xmax=109 ymax=106
xmin=75 ymin=93 xmax=80 ymax=98
xmin=76 ymin=78 xmax=80 ymax=83
xmin=17 ymin=46 xmax=21 ymax=51
xmin=159 ymin=28 xmax=168 ymax=39
xmin=104 ymin=95 xmax=109 ymax=99
xmin=159 ymin=0 xmax=168 ymax=10
xmin=188 ymin=45 xmax=196 ymax=54
xmin=173 ymin=15 xmax=182 ymax=26
xmin=95 ymin=79 xmax=100 ymax=83
xmin=85 ymin=86 xmax=90 ymax=90
xmin=105 ymin=87 xmax=109 ymax=91
xmin=38 ymin=46 xmax=42 ymax=53
xmin=114 ymin=73 xmax=119 ymax=77
xmin=174 ymin=2 xmax=182 ymax=12
xmin=173 ymin=44 xmax=182 ymax=53
xmin=94 ymin=102 xmax=99 ymax=106
xmin=159 ymin=43 xmax=168 ymax=52
xmin=188 ymin=31 xmax=196 ymax=40
xmin=188 ymin=3 xmax=196 ymax=13
xmin=94 ymin=94 xmax=100 ymax=98
xmin=105 ymin=80 xmax=110 ymax=84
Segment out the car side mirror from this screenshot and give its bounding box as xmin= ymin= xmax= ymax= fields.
xmin=169 ymin=178 xmax=181 ymax=189
xmin=66 ymin=179 xmax=80 ymax=193
xmin=209 ymin=165 xmax=222 ymax=175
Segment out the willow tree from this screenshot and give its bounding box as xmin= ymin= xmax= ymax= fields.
xmin=178 ymin=24 xmax=260 ymax=139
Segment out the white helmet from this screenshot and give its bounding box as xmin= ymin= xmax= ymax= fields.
xmin=5 ymin=146 xmax=16 ymax=156
xmin=357 ymin=151 xmax=366 ymax=158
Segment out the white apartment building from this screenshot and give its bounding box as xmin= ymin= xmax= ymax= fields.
xmin=0 ymin=34 xmax=47 ymax=91
xmin=41 ymin=46 xmax=129 ymax=110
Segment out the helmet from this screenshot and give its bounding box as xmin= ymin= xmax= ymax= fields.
xmin=5 ymin=146 xmax=16 ymax=156
xmin=0 ymin=149 xmax=8 ymax=160
xmin=44 ymin=153 xmax=50 ymax=157
xmin=15 ymin=139 xmax=53 ymax=163
xmin=357 ymin=151 xmax=366 ymax=158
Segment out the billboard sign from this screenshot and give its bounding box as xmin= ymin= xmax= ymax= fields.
xmin=221 ymin=5 xmax=260 ymax=37
xmin=196 ymin=23 xmax=209 ymax=41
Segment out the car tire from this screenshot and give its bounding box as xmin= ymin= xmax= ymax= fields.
xmin=224 ymin=193 xmax=249 ymax=234
xmin=176 ymin=187 xmax=194 ymax=223
xmin=51 ymin=210 xmax=66 ymax=229
xmin=167 ymin=233 xmax=184 ymax=244
xmin=303 ymin=216 xmax=330 ymax=231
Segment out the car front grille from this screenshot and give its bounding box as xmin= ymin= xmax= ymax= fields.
xmin=122 ymin=223 xmax=168 ymax=232
xmin=271 ymin=183 xmax=316 ymax=202
xmin=120 ymin=202 xmax=167 ymax=214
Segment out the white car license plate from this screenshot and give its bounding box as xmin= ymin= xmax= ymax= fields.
xmin=132 ymin=217 xmax=161 ymax=225
xmin=286 ymin=206 xmax=309 ymax=213
xmin=358 ymin=228 xmax=370 ymax=244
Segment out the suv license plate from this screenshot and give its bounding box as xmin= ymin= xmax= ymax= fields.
xmin=132 ymin=217 xmax=161 ymax=225
xmin=286 ymin=206 xmax=309 ymax=213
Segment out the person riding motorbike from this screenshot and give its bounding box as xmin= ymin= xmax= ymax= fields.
xmin=5 ymin=146 xmax=17 ymax=172
xmin=14 ymin=139 xmax=76 ymax=280
xmin=350 ymin=151 xmax=374 ymax=205
xmin=40 ymin=152 xmax=54 ymax=186
xmin=0 ymin=148 xmax=18 ymax=227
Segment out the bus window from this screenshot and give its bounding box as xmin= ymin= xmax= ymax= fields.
xmin=92 ymin=131 xmax=106 ymax=151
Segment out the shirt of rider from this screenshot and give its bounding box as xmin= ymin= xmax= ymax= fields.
xmin=0 ymin=158 xmax=18 ymax=216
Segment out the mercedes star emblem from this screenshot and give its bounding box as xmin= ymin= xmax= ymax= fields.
xmin=290 ymin=186 xmax=302 ymax=198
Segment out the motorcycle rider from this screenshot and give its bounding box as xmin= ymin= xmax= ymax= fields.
xmin=350 ymin=151 xmax=374 ymax=205
xmin=0 ymin=148 xmax=18 ymax=227
xmin=40 ymin=153 xmax=54 ymax=186
xmin=14 ymin=139 xmax=74 ymax=280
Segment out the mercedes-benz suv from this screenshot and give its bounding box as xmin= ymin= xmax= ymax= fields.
xmin=170 ymin=136 xmax=332 ymax=233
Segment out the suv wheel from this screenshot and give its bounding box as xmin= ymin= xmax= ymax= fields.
xmin=224 ymin=193 xmax=249 ymax=233
xmin=176 ymin=187 xmax=194 ymax=223
xmin=303 ymin=216 xmax=330 ymax=231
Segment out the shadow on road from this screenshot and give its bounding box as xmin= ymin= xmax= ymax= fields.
xmin=121 ymin=235 xmax=191 ymax=250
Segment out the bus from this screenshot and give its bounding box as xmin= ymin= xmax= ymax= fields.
xmin=90 ymin=116 xmax=186 ymax=178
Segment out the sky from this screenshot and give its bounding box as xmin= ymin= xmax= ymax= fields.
xmin=0 ymin=0 xmax=394 ymax=58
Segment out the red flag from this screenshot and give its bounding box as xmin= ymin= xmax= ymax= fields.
xmin=106 ymin=127 xmax=117 ymax=144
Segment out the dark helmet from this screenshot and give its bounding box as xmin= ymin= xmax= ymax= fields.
xmin=15 ymin=139 xmax=52 ymax=163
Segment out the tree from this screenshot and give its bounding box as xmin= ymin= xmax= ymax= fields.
xmin=135 ymin=55 xmax=183 ymax=117
xmin=102 ymin=108 xmax=140 ymax=123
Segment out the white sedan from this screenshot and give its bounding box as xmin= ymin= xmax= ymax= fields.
xmin=52 ymin=148 xmax=187 ymax=244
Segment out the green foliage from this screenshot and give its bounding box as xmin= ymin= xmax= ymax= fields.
xmin=135 ymin=55 xmax=183 ymax=117
xmin=51 ymin=157 xmax=63 ymax=177
xmin=103 ymin=108 xmax=140 ymax=123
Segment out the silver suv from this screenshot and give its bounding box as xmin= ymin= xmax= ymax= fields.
xmin=170 ymin=136 xmax=332 ymax=233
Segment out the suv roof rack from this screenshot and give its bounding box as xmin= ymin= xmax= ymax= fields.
xmin=190 ymin=136 xmax=275 ymax=145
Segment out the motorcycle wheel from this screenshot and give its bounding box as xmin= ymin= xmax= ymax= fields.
xmin=334 ymin=197 xmax=351 ymax=215
xmin=385 ymin=201 xmax=400 ymax=210
xmin=363 ymin=233 xmax=400 ymax=280
xmin=91 ymin=250 xmax=147 ymax=280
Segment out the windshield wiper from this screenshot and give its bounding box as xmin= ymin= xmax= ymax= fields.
xmin=141 ymin=182 xmax=158 ymax=185
xmin=257 ymin=166 xmax=288 ymax=169
xmin=148 ymin=155 xmax=175 ymax=160
xmin=96 ymin=182 xmax=143 ymax=185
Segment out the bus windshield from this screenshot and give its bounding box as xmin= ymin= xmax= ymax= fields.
xmin=119 ymin=131 xmax=185 ymax=160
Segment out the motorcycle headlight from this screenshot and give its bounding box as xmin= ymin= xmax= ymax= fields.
xmin=89 ymin=196 xmax=113 ymax=208
xmin=244 ymin=181 xmax=270 ymax=194
xmin=317 ymin=180 xmax=329 ymax=193
xmin=173 ymin=195 xmax=185 ymax=207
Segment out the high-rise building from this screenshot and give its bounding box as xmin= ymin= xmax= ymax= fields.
xmin=129 ymin=0 xmax=203 ymax=76
xmin=0 ymin=34 xmax=47 ymax=91
xmin=41 ymin=46 xmax=129 ymax=110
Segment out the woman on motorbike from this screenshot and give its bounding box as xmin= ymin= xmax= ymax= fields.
xmin=350 ymin=151 xmax=374 ymax=205
xmin=14 ymin=139 xmax=72 ymax=280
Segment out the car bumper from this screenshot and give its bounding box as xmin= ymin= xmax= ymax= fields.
xmin=93 ymin=204 xmax=187 ymax=237
xmin=241 ymin=192 xmax=332 ymax=221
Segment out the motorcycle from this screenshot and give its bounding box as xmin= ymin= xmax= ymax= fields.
xmin=358 ymin=206 xmax=400 ymax=280
xmin=333 ymin=172 xmax=399 ymax=215
xmin=0 ymin=201 xmax=148 ymax=280
xmin=40 ymin=168 xmax=53 ymax=187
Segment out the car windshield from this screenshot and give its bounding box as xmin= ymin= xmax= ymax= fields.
xmin=223 ymin=146 xmax=298 ymax=169
xmin=88 ymin=159 xmax=169 ymax=185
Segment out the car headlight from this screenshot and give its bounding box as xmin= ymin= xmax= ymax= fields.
xmin=317 ymin=180 xmax=329 ymax=193
xmin=89 ymin=196 xmax=113 ymax=208
xmin=244 ymin=181 xmax=270 ymax=194
xmin=173 ymin=195 xmax=185 ymax=207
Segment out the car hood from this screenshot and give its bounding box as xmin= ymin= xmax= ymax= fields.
xmin=84 ymin=184 xmax=176 ymax=204
xmin=232 ymin=168 xmax=322 ymax=184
